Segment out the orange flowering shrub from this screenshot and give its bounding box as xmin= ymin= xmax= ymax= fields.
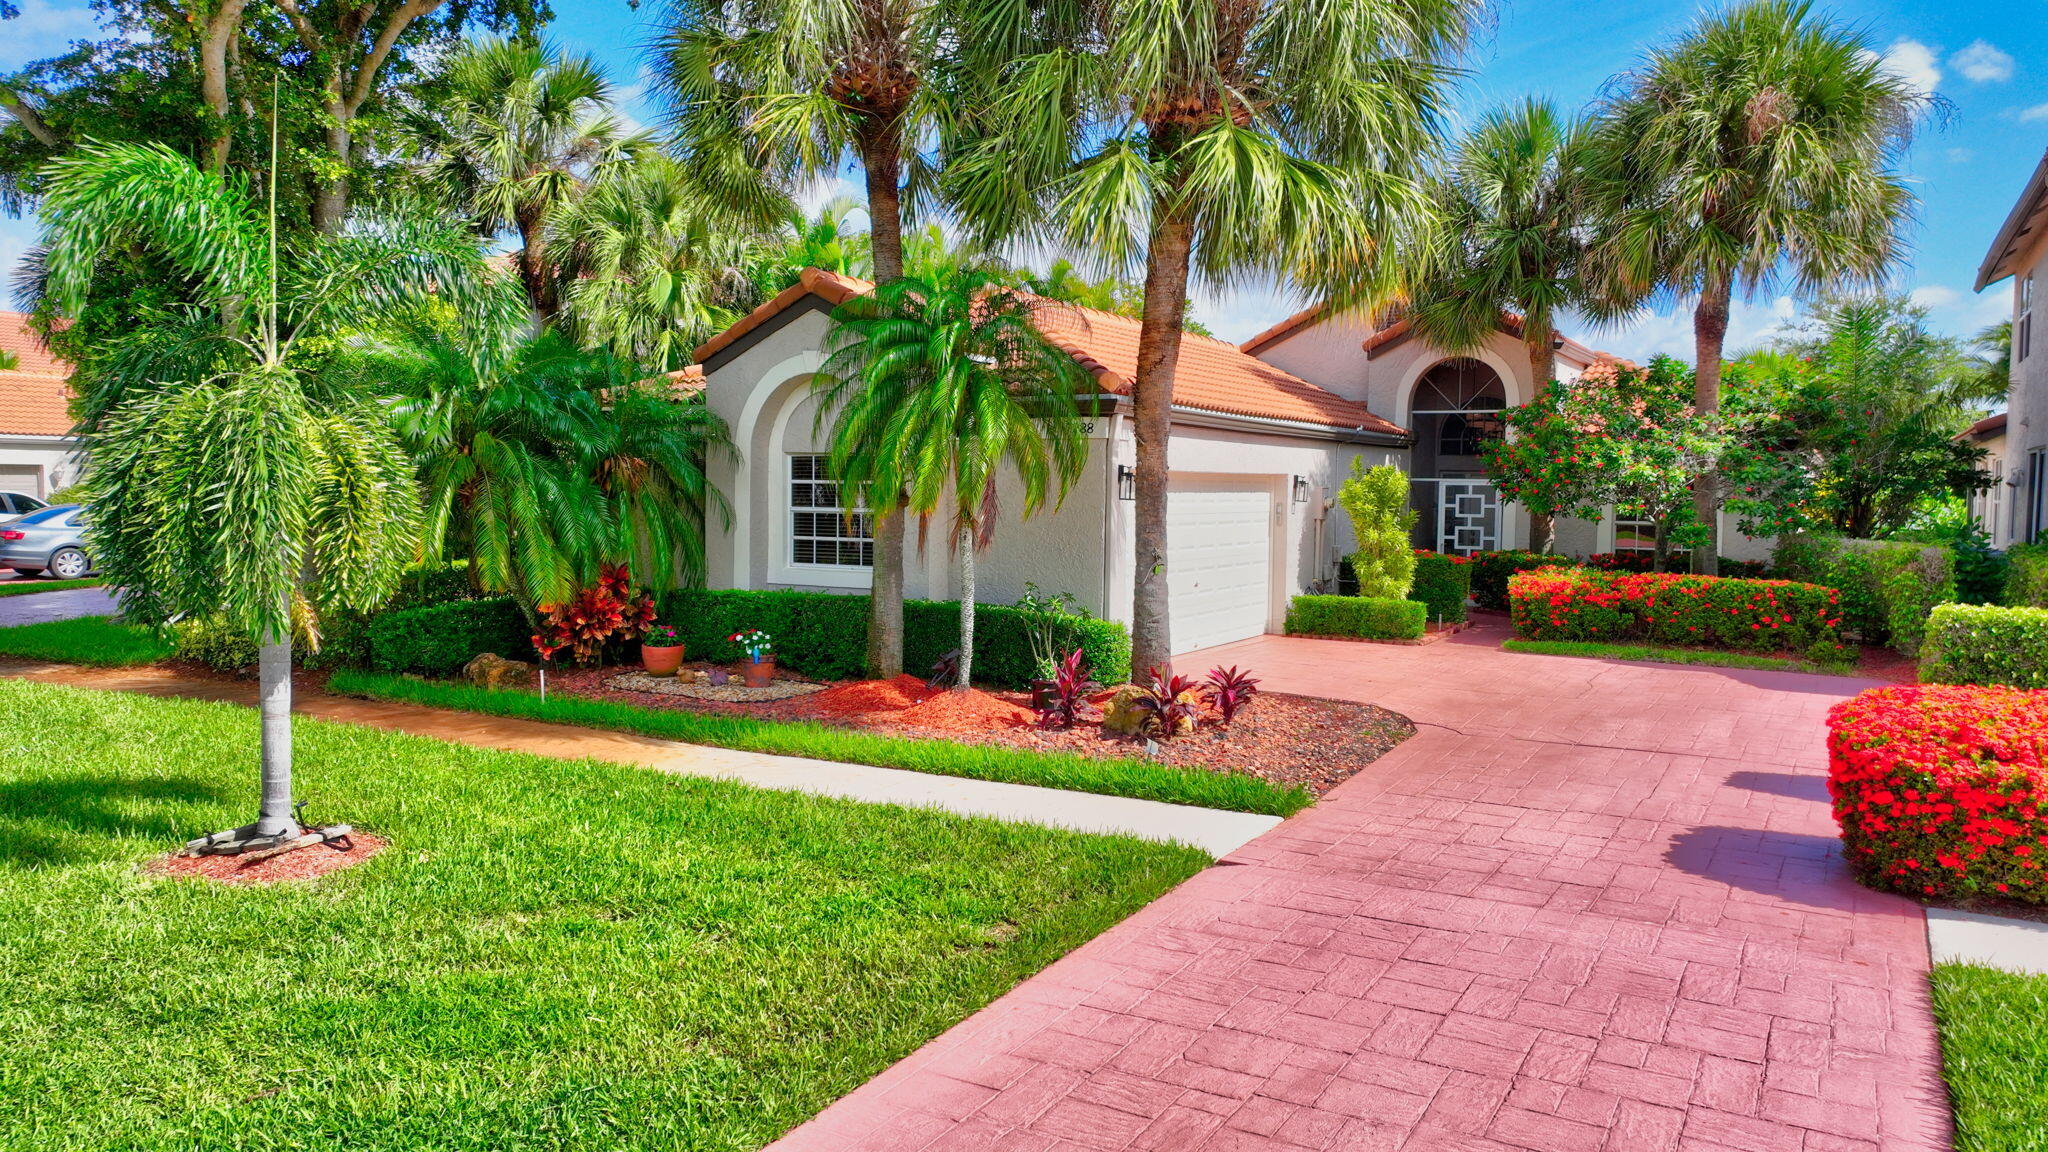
xmin=1508 ymin=568 xmax=1849 ymax=658
xmin=1828 ymin=685 xmax=2048 ymax=904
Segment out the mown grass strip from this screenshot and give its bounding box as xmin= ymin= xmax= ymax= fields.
xmin=0 ymin=614 xmax=172 ymax=666
xmin=331 ymin=668 xmax=1314 ymax=817
xmin=0 ymin=577 xmax=104 ymax=598
xmin=0 ymin=677 xmax=1208 ymax=1152
xmin=1501 ymin=638 xmax=1852 ymax=676
xmin=1931 ymin=963 xmax=2048 ymax=1152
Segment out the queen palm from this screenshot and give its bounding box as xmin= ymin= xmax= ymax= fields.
xmin=1586 ymin=0 xmax=1925 ymax=574
xmin=817 ymin=265 xmax=1091 ymax=687
xmin=651 ymin=0 xmax=950 ymax=678
xmin=37 ymin=141 xmax=510 ymax=853
xmin=945 ymin=0 xmax=1471 ymax=671
xmin=399 ymin=37 xmax=651 ymax=319
xmin=1407 ymin=99 xmax=1598 ymax=554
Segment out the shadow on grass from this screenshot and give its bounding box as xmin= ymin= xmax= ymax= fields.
xmin=1724 ymin=770 xmax=1831 ymax=803
xmin=0 ymin=774 xmax=226 ymax=866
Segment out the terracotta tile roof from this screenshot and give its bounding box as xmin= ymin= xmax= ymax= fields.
xmin=1240 ymin=302 xmax=1605 ymax=368
xmin=1962 ymin=412 xmax=2007 ymax=441
xmin=0 ymin=312 xmax=66 ymax=377
xmin=665 ymin=364 xmax=706 ymax=399
xmin=1238 ymin=304 xmax=1332 ymax=355
xmin=695 ymin=269 xmax=1404 ymax=437
xmin=0 ymin=371 xmax=75 ymax=436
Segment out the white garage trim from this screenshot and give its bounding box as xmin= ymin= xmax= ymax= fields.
xmin=1167 ymin=473 xmax=1284 ymax=656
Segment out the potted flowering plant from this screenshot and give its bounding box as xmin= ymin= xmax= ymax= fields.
xmin=641 ymin=623 xmax=685 ymax=676
xmin=729 ymin=629 xmax=775 ymax=687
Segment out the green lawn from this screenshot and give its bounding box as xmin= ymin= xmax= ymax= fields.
xmin=1932 ymin=963 xmax=2048 ymax=1152
xmin=0 ymin=679 xmax=1207 ymax=1151
xmin=0 ymin=614 xmax=172 ymax=665
xmin=0 ymin=577 xmax=104 ymax=598
xmin=1500 ymin=638 xmax=1852 ymax=675
xmin=331 ymin=669 xmax=1313 ymax=816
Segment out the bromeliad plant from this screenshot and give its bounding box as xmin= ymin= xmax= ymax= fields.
xmin=1204 ymin=666 xmax=1261 ymax=725
xmin=1034 ymin=648 xmax=1091 ymax=729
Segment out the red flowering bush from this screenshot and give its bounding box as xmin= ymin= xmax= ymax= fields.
xmin=1828 ymin=685 xmax=2048 ymax=904
xmin=1508 ymin=568 xmax=1849 ymax=659
xmin=532 ymin=565 xmax=659 ymax=665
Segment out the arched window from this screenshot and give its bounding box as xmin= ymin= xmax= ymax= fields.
xmin=1411 ymin=358 xmax=1505 ymax=418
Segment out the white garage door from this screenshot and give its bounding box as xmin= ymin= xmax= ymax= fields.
xmin=0 ymin=465 xmax=42 ymax=499
xmin=1167 ymin=476 xmax=1276 ymax=655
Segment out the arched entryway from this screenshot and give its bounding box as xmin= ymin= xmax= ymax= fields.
xmin=1407 ymin=358 xmax=1506 ymax=555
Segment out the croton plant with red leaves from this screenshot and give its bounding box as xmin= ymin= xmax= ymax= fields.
xmin=1828 ymin=685 xmax=2048 ymax=905
xmin=531 ymin=564 xmax=659 ymax=666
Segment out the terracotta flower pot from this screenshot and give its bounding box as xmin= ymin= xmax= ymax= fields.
xmin=742 ymin=656 xmax=775 ymax=688
xmin=641 ymin=642 xmax=685 ymax=676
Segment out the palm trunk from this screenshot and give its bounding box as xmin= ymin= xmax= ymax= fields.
xmin=1130 ymin=200 xmax=1195 ymax=677
xmin=859 ymin=134 xmax=907 ymax=678
xmin=1690 ymin=275 xmax=1730 ymax=577
xmin=517 ymin=212 xmax=557 ymax=320
xmin=254 ymin=635 xmax=300 ymax=838
xmin=956 ymin=523 xmax=976 ymax=690
xmin=1526 ymin=328 xmax=1558 ymax=554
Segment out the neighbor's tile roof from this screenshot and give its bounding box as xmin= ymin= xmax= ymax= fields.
xmin=1241 ymin=302 xmax=1605 ymax=368
xmin=695 ymin=269 xmax=1405 ymax=436
xmin=0 ymin=312 xmax=74 ymax=437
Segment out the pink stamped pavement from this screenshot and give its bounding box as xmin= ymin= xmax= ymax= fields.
xmin=768 ymin=619 xmax=1951 ymax=1152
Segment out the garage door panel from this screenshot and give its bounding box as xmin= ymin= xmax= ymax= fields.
xmin=1167 ymin=478 xmax=1274 ymax=655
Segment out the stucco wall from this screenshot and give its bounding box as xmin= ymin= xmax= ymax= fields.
xmin=0 ymin=436 xmax=82 ymax=499
xmin=1996 ymin=240 xmax=2047 ymax=548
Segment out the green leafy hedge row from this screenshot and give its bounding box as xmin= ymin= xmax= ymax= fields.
xmin=1283 ymin=595 xmax=1426 ymax=640
xmin=1468 ymin=551 xmax=1575 ymax=611
xmin=1774 ymin=535 xmax=1955 ymax=657
xmin=656 ymin=589 xmax=1132 ymax=688
xmin=2007 ymin=544 xmax=2048 ymax=609
xmin=365 ymin=597 xmax=532 ymax=674
xmin=1920 ymin=603 xmax=2048 ymax=689
xmin=1409 ymin=552 xmax=1470 ymax=623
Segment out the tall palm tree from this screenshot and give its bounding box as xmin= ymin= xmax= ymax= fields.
xmin=399 ymin=37 xmax=651 ymax=319
xmin=1585 ymin=0 xmax=1925 ymax=574
xmin=744 ymin=197 xmax=875 ymax=301
xmin=1407 ymin=99 xmax=1596 ymax=554
xmin=651 ymin=0 xmax=948 ymax=678
xmin=817 ymin=266 xmax=1091 ymax=687
xmin=945 ymin=0 xmax=1471 ymax=672
xmin=37 ymin=141 xmax=510 ymax=853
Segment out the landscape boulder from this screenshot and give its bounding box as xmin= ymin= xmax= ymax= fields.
xmin=463 ymin=652 xmax=535 ymax=691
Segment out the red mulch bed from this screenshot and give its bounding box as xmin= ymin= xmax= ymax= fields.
xmin=553 ymin=664 xmax=1414 ymax=795
xmin=147 ymin=833 xmax=388 ymax=885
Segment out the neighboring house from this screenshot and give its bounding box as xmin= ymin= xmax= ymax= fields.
xmin=0 ymin=312 xmax=82 ymax=500
xmin=1977 ymin=147 xmax=2048 ymax=548
xmin=1961 ymin=412 xmax=2007 ymax=539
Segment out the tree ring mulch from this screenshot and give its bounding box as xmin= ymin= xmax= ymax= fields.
xmin=146 ymin=833 xmax=388 ymax=886
xmin=605 ymin=671 xmax=828 ymax=703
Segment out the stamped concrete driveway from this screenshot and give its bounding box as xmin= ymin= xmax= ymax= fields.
xmin=769 ymin=619 xmax=1950 ymax=1152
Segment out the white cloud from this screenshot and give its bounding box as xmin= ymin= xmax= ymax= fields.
xmin=1872 ymin=38 xmax=1942 ymax=97
xmin=1910 ymin=284 xmax=1962 ymax=310
xmin=2018 ymin=103 xmax=2048 ymax=124
xmin=1950 ymin=40 xmax=2014 ymax=84
xmin=0 ymin=0 xmax=101 ymax=71
xmin=1573 ymin=296 xmax=1800 ymax=363
xmin=1946 ymin=147 xmax=1975 ymax=164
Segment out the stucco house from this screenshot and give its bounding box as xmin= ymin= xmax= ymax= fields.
xmin=693 ymin=269 xmax=1769 ymax=654
xmin=1975 ymin=146 xmax=2046 ymax=548
xmin=0 ymin=312 xmax=82 ymax=500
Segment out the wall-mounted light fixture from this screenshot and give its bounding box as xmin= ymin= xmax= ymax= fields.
xmin=1117 ymin=464 xmax=1136 ymax=501
xmin=1292 ymin=475 xmax=1311 ymax=503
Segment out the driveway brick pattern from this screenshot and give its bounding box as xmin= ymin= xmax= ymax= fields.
xmin=769 ymin=621 xmax=1950 ymax=1152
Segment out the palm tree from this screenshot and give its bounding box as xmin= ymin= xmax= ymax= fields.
xmin=399 ymin=37 xmax=651 ymax=319
xmin=651 ymin=0 xmax=948 ymax=678
xmin=1407 ymin=99 xmax=1596 ymax=554
xmin=37 ymin=141 xmax=510 ymax=853
xmin=945 ymin=0 xmax=1470 ymax=672
xmin=1585 ymin=0 xmax=1926 ymax=575
xmin=1965 ymin=319 xmax=2014 ymax=406
xmin=744 ymin=197 xmax=875 ymax=301
xmin=817 ymin=265 xmax=1091 ymax=687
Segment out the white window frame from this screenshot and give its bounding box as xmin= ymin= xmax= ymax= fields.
xmin=774 ymin=453 xmax=874 ymax=589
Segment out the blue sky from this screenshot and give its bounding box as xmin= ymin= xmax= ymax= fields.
xmin=2 ymin=0 xmax=2041 ymax=358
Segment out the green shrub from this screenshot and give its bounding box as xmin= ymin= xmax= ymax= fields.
xmin=1409 ymin=551 xmax=1470 ymax=623
xmin=2007 ymin=544 xmax=2048 ymax=608
xmin=1284 ymin=595 xmax=1426 ymax=639
xmin=1467 ymin=550 xmax=1574 ymax=611
xmin=172 ymin=617 xmax=261 ymax=671
xmin=366 ymin=597 xmax=531 ymax=674
xmin=1337 ymin=459 xmax=1417 ymax=598
xmin=657 ymin=588 xmax=1132 ymax=689
xmin=1773 ymin=534 xmax=1955 ymax=656
xmin=1920 ymin=604 xmax=2048 ymax=689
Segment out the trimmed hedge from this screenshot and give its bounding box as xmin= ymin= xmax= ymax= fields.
xmin=2007 ymin=544 xmax=2048 ymax=609
xmin=1409 ymin=552 xmax=1470 ymax=624
xmin=1920 ymin=604 xmax=2048 ymax=689
xmin=1828 ymin=684 xmax=2048 ymax=904
xmin=365 ymin=597 xmax=531 ymax=674
xmin=1508 ymin=568 xmax=1849 ymax=658
xmin=656 ymin=588 xmax=1131 ymax=689
xmin=1284 ymin=595 xmax=1426 ymax=640
xmin=1468 ymin=550 xmax=1574 ymax=611
xmin=1774 ymin=534 xmax=1955 ymax=656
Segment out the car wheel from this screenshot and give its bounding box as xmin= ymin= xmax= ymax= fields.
xmin=9 ymin=568 xmax=43 ymax=578
xmin=49 ymin=548 xmax=89 ymax=580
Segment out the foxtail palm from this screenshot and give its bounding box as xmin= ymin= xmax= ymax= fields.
xmin=817 ymin=266 xmax=1091 ymax=687
xmin=651 ymin=0 xmax=950 ymax=678
xmin=945 ymin=0 xmax=1472 ymax=671
xmin=37 ymin=141 xmax=510 ymax=852
xmin=1586 ymin=0 xmax=1925 ymax=574
xmin=1408 ymin=99 xmax=1596 ymax=553
xmin=399 ymin=37 xmax=650 ymax=319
